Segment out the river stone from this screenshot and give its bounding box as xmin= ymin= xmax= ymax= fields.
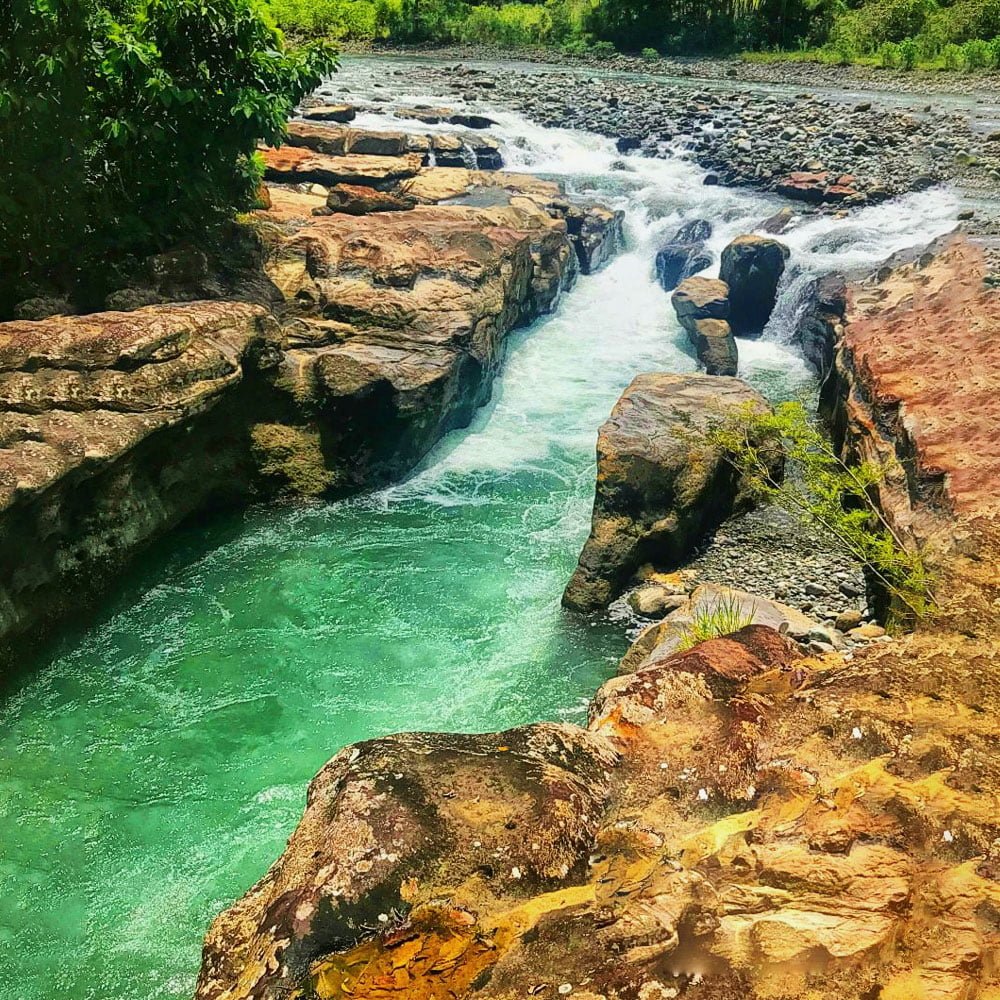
xmin=196 ymin=724 xmax=619 ymax=1000
xmin=623 ymin=582 xmax=830 ymax=668
xmin=671 ymin=277 xmax=738 ymax=375
xmin=719 ymin=234 xmax=791 ymax=337
xmin=563 ymin=373 xmax=781 ymax=612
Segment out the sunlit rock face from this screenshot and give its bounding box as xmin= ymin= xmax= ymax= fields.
xmin=198 ymin=236 xmax=1000 ymax=1000
xmin=562 ymin=373 xmax=780 ymax=613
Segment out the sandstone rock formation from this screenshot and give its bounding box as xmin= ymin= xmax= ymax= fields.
xmin=0 ymin=124 xmax=624 ymax=666
xmin=719 ymin=235 xmax=790 ymax=337
xmin=197 ymin=724 xmax=620 ymax=1000
xmin=671 ymin=277 xmax=738 ymax=376
xmin=201 ymin=614 xmax=1000 ymax=1000
xmin=196 ymin=234 xmax=1000 ymax=1000
xmin=654 ymin=219 xmax=713 ymax=291
xmin=562 ymin=374 xmax=780 ymax=612
xmin=0 ymin=301 xmax=280 ymax=664
xmin=819 ymin=235 xmax=1000 ymax=628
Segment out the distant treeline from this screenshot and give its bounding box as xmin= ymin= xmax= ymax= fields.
xmin=265 ymin=0 xmax=1000 ymax=66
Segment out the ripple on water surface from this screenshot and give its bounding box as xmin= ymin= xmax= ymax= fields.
xmin=0 ymin=58 xmax=962 ymax=1000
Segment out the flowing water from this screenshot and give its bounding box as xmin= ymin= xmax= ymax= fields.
xmin=0 ymin=57 xmax=961 ymax=1000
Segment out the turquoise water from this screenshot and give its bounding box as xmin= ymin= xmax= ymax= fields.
xmin=0 ymin=62 xmax=962 ymax=1000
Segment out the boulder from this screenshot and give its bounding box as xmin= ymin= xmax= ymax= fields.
xmin=562 ymin=373 xmax=781 ymax=612
xmin=794 ymin=272 xmax=847 ymax=380
xmin=300 ymin=103 xmax=356 ymax=123
xmin=776 ymin=170 xmax=860 ymax=203
xmin=196 ymin=724 xmax=619 ymax=1000
xmin=622 ymin=582 xmax=828 ymax=668
xmin=319 ymin=183 xmax=416 ymax=216
xmin=719 ymin=234 xmax=791 ymax=337
xmin=671 ymin=277 xmax=737 ymax=375
xmin=654 ymin=218 xmax=713 ymax=291
xmin=563 ymin=202 xmax=625 ymax=274
xmin=448 ymin=112 xmax=496 ymax=129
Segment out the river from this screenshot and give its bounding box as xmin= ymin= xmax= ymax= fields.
xmin=0 ymin=56 xmax=960 ymax=1000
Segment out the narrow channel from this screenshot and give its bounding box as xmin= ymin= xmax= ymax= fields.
xmin=0 ymin=58 xmax=960 ymax=1000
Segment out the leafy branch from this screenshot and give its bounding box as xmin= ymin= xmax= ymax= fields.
xmin=709 ymin=400 xmax=935 ymax=627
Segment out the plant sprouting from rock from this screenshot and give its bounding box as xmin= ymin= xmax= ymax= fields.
xmin=678 ymin=592 xmax=756 ymax=650
xmin=710 ymin=400 xmax=935 ymax=626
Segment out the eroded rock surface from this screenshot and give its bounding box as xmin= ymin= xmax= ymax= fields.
xmin=562 ymin=373 xmax=779 ymax=612
xmin=0 ymin=123 xmax=624 ymax=665
xmin=0 ymin=302 xmax=280 ymax=663
xmin=196 ymin=724 xmax=620 ymax=1000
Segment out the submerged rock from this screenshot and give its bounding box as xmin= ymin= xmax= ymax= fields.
xmin=562 ymin=373 xmax=781 ymax=612
xmin=719 ymin=234 xmax=790 ymax=337
xmin=671 ymin=276 xmax=738 ymax=375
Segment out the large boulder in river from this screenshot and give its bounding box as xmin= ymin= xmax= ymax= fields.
xmin=720 ymin=234 xmax=790 ymax=337
xmin=655 ymin=218 xmax=713 ymax=291
xmin=195 ymin=723 xmax=619 ymax=1000
xmin=671 ymin=276 xmax=738 ymax=376
xmin=562 ymin=373 xmax=781 ymax=612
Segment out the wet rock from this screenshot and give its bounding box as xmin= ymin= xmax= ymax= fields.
xmin=776 ymin=170 xmax=860 ymax=203
xmin=563 ymin=373 xmax=781 ymax=612
xmin=794 ymin=272 xmax=847 ymax=380
xmin=654 ymin=218 xmax=713 ymax=291
xmin=671 ymin=277 xmax=737 ymax=375
xmin=564 ymin=202 xmax=625 ymax=274
xmin=719 ymin=234 xmax=790 ymax=337
xmin=320 ymin=183 xmax=416 ymax=215
xmin=300 ymin=103 xmax=356 ymax=123
xmin=449 ymin=112 xmax=496 ymax=130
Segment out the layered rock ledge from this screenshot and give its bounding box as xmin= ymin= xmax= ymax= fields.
xmin=197 ymin=233 xmax=1000 ymax=1000
xmin=0 ymin=120 xmax=624 ymax=669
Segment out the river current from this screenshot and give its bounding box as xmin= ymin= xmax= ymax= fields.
xmin=0 ymin=57 xmax=960 ymax=999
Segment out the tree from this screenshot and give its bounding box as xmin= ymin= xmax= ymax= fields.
xmin=0 ymin=0 xmax=338 ymax=314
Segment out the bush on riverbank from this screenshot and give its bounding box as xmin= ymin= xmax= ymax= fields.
xmin=0 ymin=0 xmax=336 ymax=315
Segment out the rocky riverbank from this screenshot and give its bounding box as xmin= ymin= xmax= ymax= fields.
xmin=336 ymin=52 xmax=1000 ymax=234
xmin=194 ymin=230 xmax=1000 ymax=1000
xmin=0 ymin=118 xmax=623 ymax=672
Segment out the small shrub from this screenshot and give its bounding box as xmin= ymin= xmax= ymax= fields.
xmin=898 ymin=36 xmax=920 ymax=67
xmin=709 ymin=401 xmax=936 ymax=627
xmin=641 ymin=46 xmax=659 ymax=60
xmin=879 ymin=40 xmax=901 ymax=65
xmin=590 ymin=39 xmax=617 ymax=57
xmin=678 ymin=593 xmax=756 ymax=650
xmin=961 ymin=37 xmax=992 ymax=68
xmin=942 ymin=41 xmax=964 ymax=68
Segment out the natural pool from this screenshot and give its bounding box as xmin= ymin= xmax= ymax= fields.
xmin=0 ymin=58 xmax=960 ymax=1000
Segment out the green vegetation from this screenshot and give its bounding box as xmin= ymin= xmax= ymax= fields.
xmin=678 ymin=593 xmax=757 ymax=649
xmin=261 ymin=0 xmax=999 ymax=69
xmin=0 ymin=0 xmax=337 ymax=314
xmin=711 ymin=401 xmax=935 ymax=627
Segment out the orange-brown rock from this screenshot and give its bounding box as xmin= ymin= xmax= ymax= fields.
xmin=562 ymin=373 xmax=780 ymax=612
xmin=262 ymin=146 xmax=423 ymax=189
xmin=822 ymin=235 xmax=1000 ymax=627
xmin=197 ymin=611 xmax=1000 ymax=1000
xmin=671 ymin=278 xmax=738 ymax=375
xmin=0 ymin=301 xmax=280 ymax=666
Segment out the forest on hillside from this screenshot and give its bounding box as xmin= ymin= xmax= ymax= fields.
xmin=267 ymin=0 xmax=1000 ymax=68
